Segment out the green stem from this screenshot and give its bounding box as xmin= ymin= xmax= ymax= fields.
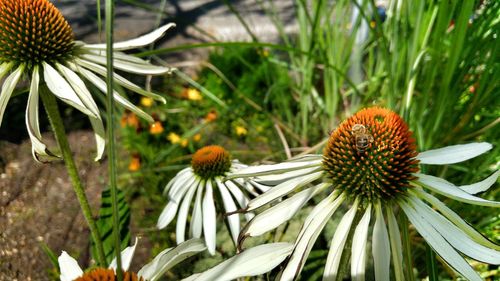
xmin=399 ymin=212 xmax=415 ymax=281
xmin=105 ymin=0 xmax=122 ymax=279
xmin=425 ymin=244 xmax=439 ymax=281
xmin=40 ymin=88 xmax=106 ymax=266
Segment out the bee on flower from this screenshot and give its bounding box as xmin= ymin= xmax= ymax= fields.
xmin=157 ymin=145 xmax=271 ymax=255
xmin=228 ymin=107 xmax=500 ymax=281
xmin=0 ymin=0 xmax=174 ymax=161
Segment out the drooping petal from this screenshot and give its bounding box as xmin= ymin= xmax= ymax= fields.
xmin=72 ymin=64 xmax=154 ymax=122
xmin=459 ymin=170 xmax=499 ymax=194
xmin=412 ymin=188 xmax=500 ymax=250
xmin=74 ymin=58 xmax=166 ymax=103
xmin=58 ymin=251 xmax=83 ymax=281
xmin=386 ymin=206 xmax=404 ymax=281
xmin=255 ymin=166 xmax=322 ymax=186
xmin=87 ymin=115 xmax=106 ymax=161
xmin=372 ymin=203 xmax=390 ymax=281
xmin=351 ymin=204 xmax=372 ymax=281
xmin=0 ymin=64 xmax=24 ymax=127
xmin=183 ymin=243 xmax=293 ymax=281
xmin=202 ymin=180 xmax=217 ymax=255
xmin=243 ymin=183 xmax=328 ymax=237
xmin=110 ymin=237 xmax=138 ymax=271
xmin=42 ymin=62 xmax=96 ymax=117
xmin=416 ymin=173 xmax=500 ymax=207
xmin=224 ymin=180 xmax=253 ymax=221
xmin=84 ymin=23 xmax=176 ymax=50
xmin=80 ymin=53 xmax=170 ymax=75
xmin=407 ymin=196 xmax=500 ymax=264
xmin=280 ymin=192 xmax=345 ymax=281
xmin=163 ymin=168 xmax=192 ymax=194
xmin=138 ymin=238 xmax=206 ymax=281
xmin=417 ymin=143 xmax=492 ymax=165
xmin=215 ymin=178 xmax=240 ymax=244
xmin=176 ymin=180 xmax=200 ymax=244
xmin=157 ymin=201 xmax=180 ymax=229
xmin=323 ymin=198 xmax=360 ymax=281
xmin=190 ymin=182 xmax=204 ymax=238
xmin=247 ymin=171 xmax=324 ymax=211
xmin=25 ymin=65 xmax=59 ymax=161
xmin=169 ymin=176 xmax=198 ymax=204
xmin=399 ymin=200 xmax=482 ymax=281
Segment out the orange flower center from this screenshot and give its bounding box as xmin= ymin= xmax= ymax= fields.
xmin=0 ymin=0 xmax=74 ymax=65
xmin=323 ymin=107 xmax=419 ymax=201
xmin=192 ymin=145 xmax=231 ymax=179
xmin=74 ymin=268 xmax=143 ymax=281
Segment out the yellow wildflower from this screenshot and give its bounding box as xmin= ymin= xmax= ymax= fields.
xmin=204 ymin=110 xmax=217 ymax=123
xmin=181 ymin=139 xmax=189 ymax=147
xmin=193 ymin=133 xmax=202 ymax=142
xmin=140 ymin=97 xmax=154 ymax=107
xmin=168 ymin=132 xmax=181 ymax=144
xmin=120 ymin=112 xmax=140 ymax=129
xmin=183 ymin=88 xmax=202 ymax=101
xmin=235 ymin=126 xmax=248 ymax=136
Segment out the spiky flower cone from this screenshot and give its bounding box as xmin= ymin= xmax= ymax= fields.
xmin=0 ymin=0 xmax=74 ymax=67
xmin=323 ymin=107 xmax=419 ymax=201
xmin=192 ymin=145 xmax=232 ymax=179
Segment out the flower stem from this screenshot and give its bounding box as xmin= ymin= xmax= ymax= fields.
xmin=105 ymin=0 xmax=122 ymax=280
xmin=399 ymin=212 xmax=415 ymax=281
xmin=40 ymin=87 xmax=106 ymax=266
xmin=425 ymin=244 xmax=439 ymax=281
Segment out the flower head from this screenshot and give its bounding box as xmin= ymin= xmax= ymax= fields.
xmin=229 ymin=107 xmax=500 ymax=281
xmin=157 ymin=145 xmax=271 ymax=255
xmin=235 ymin=125 xmax=248 ymax=137
xmin=149 ymin=121 xmax=164 ymax=135
xmin=58 ymin=238 xmax=206 ymax=281
xmin=167 ymin=132 xmax=181 ymax=144
xmin=0 ymin=0 xmax=174 ymax=162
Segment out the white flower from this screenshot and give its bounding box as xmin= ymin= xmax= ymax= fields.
xmin=58 ymin=238 xmax=206 ymax=281
xmin=157 ymin=145 xmax=270 ymax=255
xmin=227 ymin=107 xmax=500 ymax=281
xmin=0 ymin=0 xmax=174 ymax=161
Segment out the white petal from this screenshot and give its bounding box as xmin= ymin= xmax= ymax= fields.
xmin=351 ymin=204 xmax=372 ymax=281
xmin=255 ymin=166 xmax=322 ymax=186
xmin=216 ymin=178 xmax=240 ymax=244
xmin=225 ymin=180 xmax=253 ymax=221
xmin=407 ymin=196 xmax=500 ymax=264
xmin=72 ymin=64 xmax=154 ymax=122
xmin=0 ymin=64 xmax=24 ymax=127
xmin=55 ymin=63 xmax=99 ymax=116
xmin=80 ymin=53 xmax=170 ymax=75
xmin=74 ymin=58 xmax=166 ymax=103
xmin=183 ymin=243 xmax=293 ymax=281
xmin=226 ymin=160 xmax=322 ymax=179
xmin=42 ymin=62 xmax=96 ymax=117
xmin=202 ymin=180 xmax=217 ymax=255
xmin=138 ymin=238 xmax=206 ymax=281
xmin=399 ymin=200 xmax=482 ymax=281
xmin=412 ymin=188 xmax=500 ymax=250
xmin=58 ymin=251 xmax=83 ymax=281
xmin=164 ymin=168 xmax=192 ymax=194
xmin=372 ymin=203 xmax=390 ymax=281
xmin=386 ymin=206 xmax=404 ymax=281
xmin=247 ymin=171 xmax=323 ymax=211
xmin=157 ymin=201 xmax=179 ymax=229
xmin=87 ymin=116 xmax=105 ymax=161
xmin=323 ymin=198 xmax=360 ymax=281
xmin=110 ymin=237 xmax=138 ymax=271
xmin=190 ymin=182 xmax=204 ymax=238
xmin=244 ymin=183 xmax=328 ymax=237
xmin=281 ymin=192 xmax=345 ymax=281
xmin=417 ymin=143 xmax=492 ymax=165
xmin=169 ymin=173 xmax=197 ymax=202
xmin=176 ymin=180 xmax=200 ymax=244
xmin=25 ymin=65 xmax=59 ymax=161
xmin=416 ymin=173 xmax=500 ymax=207
xmin=459 ymin=170 xmax=499 ymax=194
xmin=84 ymin=23 xmax=176 ymax=50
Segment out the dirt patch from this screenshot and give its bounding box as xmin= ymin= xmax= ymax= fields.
xmin=0 ymin=131 xmax=107 ymax=280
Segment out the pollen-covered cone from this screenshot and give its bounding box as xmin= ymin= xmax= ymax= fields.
xmin=227 ymin=107 xmax=500 ymax=281
xmin=0 ymin=0 xmax=174 ymax=162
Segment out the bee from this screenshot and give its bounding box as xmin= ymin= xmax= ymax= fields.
xmin=351 ymin=124 xmax=374 ymax=152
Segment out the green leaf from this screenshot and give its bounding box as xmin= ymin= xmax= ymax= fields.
xmin=91 ymin=188 xmax=131 ymax=265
